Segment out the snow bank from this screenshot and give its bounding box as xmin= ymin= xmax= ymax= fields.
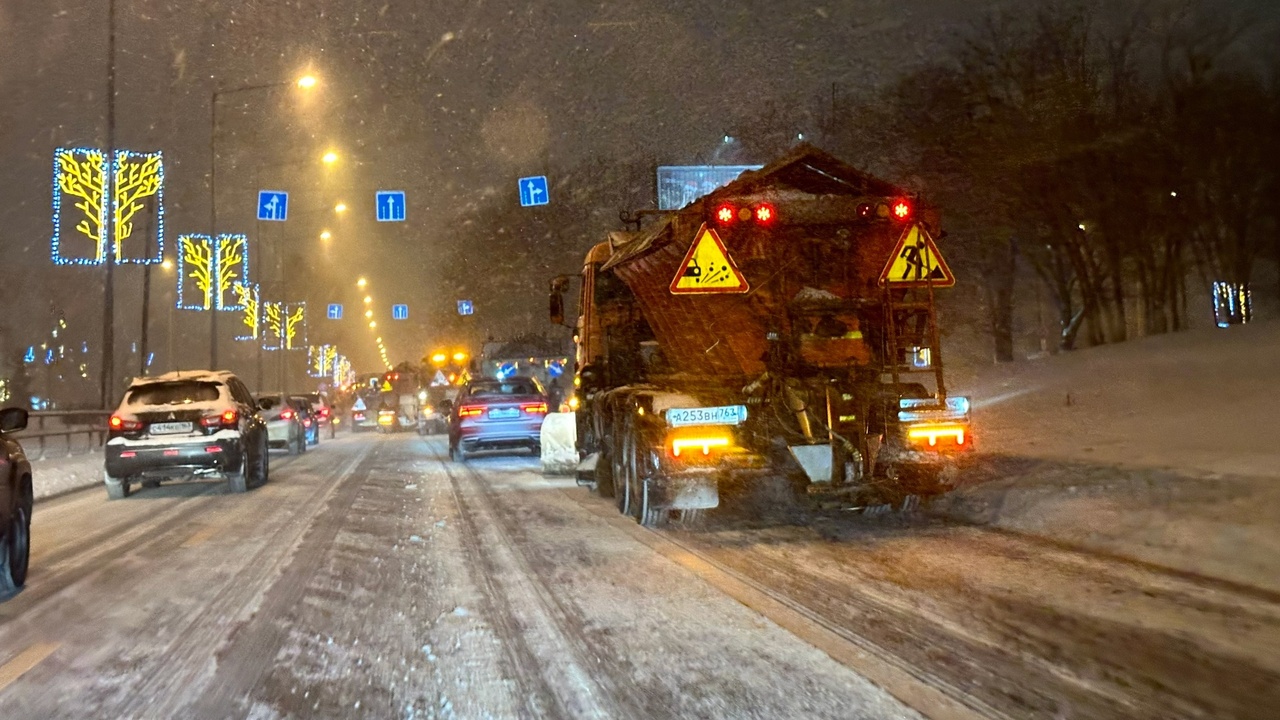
xmin=540 ymin=412 xmax=577 ymax=476
xmin=937 ymin=321 xmax=1280 ymax=593
xmin=30 ymin=451 xmax=104 ymax=500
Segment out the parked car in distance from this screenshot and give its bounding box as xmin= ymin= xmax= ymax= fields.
xmin=449 ymin=377 xmax=549 ymax=462
xmin=0 ymin=407 xmax=32 ymax=594
xmin=104 ymin=371 xmax=268 ymax=497
xmin=290 ymin=396 xmax=321 ymax=446
xmin=255 ymin=393 xmax=306 ymax=455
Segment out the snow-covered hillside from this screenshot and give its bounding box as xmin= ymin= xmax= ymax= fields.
xmin=937 ymin=321 xmax=1280 ymax=593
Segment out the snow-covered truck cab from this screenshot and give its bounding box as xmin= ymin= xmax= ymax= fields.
xmin=553 ymin=145 xmax=974 ymax=525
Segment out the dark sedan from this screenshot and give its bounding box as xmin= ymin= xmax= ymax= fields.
xmin=448 ymin=377 xmax=548 ymax=462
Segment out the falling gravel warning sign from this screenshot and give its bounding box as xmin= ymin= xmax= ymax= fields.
xmin=670 ymin=224 xmax=749 ymax=295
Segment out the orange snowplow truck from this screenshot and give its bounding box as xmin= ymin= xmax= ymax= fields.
xmin=549 ymin=145 xmax=972 ymax=526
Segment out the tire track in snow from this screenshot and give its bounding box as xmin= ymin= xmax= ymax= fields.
xmin=442 ymin=451 xmax=629 ymax=719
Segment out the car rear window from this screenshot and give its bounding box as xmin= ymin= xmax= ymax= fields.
xmin=126 ymin=381 xmax=221 ymax=407
xmin=257 ymin=395 xmax=285 ymax=410
xmin=469 ymin=379 xmax=540 ymax=397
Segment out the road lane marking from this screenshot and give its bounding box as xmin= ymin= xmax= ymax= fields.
xmin=0 ymin=642 xmax=60 ymax=692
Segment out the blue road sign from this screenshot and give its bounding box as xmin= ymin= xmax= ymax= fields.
xmin=327 ymin=303 xmax=343 ymax=320
xmin=518 ymin=176 xmax=549 ymax=207
xmin=257 ymin=190 xmax=289 ymax=221
xmin=376 ymin=191 xmax=406 ymax=222
xmin=392 ymin=304 xmax=409 ymax=320
xmin=457 ymin=300 xmax=474 ymax=316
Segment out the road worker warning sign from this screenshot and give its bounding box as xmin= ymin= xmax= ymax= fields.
xmin=670 ymin=224 xmax=749 ymax=294
xmin=879 ymin=224 xmax=955 ymax=288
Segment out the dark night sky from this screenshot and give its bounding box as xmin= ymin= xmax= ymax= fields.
xmin=1 ymin=0 xmax=1276 ymax=380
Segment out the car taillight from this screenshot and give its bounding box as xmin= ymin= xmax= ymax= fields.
xmin=303 ymin=418 xmax=313 ymax=427
xmin=458 ymin=405 xmax=484 ymax=418
xmin=318 ymin=408 xmax=330 ymax=419
xmin=521 ymin=402 xmax=548 ymax=415
xmin=109 ymin=415 xmax=143 ymax=432
xmin=280 ymin=408 xmax=295 ymax=420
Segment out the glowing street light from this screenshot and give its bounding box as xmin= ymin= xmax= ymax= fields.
xmin=297 ymin=75 xmax=318 ymax=89
xmin=320 ymin=230 xmax=332 ymax=241
xmin=334 ymin=202 xmax=348 ymax=213
xmin=161 ymin=259 xmax=174 ymax=271
xmin=363 ymin=296 xmax=372 ymax=304
xmin=431 ymin=353 xmax=447 ymax=365
xmin=322 ymin=151 xmax=339 ymax=165
xmin=453 ymin=352 xmax=468 ymax=363
xmin=364 ymin=309 xmax=373 ymax=318
xmin=357 ymin=278 xmax=367 ymax=289
xmin=369 ymin=321 xmax=377 ymax=328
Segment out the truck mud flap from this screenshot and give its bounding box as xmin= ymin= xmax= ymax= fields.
xmin=660 ymin=474 xmax=719 ymax=510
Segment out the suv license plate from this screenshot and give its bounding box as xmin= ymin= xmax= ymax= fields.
xmin=150 ymin=421 xmax=193 ymax=435
xmin=488 ymin=408 xmax=519 ymax=420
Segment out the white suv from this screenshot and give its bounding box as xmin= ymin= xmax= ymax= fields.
xmin=104 ymin=371 xmax=269 ymax=498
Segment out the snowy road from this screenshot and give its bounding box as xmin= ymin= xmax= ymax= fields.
xmin=0 ymin=433 xmax=1275 ymax=719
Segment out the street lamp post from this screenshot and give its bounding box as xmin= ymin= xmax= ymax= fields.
xmin=100 ymin=0 xmax=118 ymax=407
xmin=208 ymin=74 xmax=317 ymax=370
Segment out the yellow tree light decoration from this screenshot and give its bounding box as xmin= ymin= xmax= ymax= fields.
xmin=233 ymin=282 xmax=260 ymax=340
xmin=112 ymin=152 xmax=162 ymax=262
xmin=284 ymin=305 xmax=306 ymax=350
xmin=53 ymin=149 xmax=106 ymax=263
xmin=180 ymin=236 xmax=215 ymax=310
xmin=263 ymin=302 xmax=284 ymax=348
xmin=216 ymin=236 xmax=246 ymax=309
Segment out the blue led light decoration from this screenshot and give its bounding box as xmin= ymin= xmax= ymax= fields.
xmin=262 ymin=302 xmax=307 ymax=351
xmin=51 ymin=147 xmax=165 ymax=265
xmin=175 ymin=234 xmax=250 ymax=311
xmin=233 ymin=282 xmax=261 ymax=341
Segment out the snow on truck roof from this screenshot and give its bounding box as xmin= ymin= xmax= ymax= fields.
xmin=601 ymin=144 xmax=908 ymax=271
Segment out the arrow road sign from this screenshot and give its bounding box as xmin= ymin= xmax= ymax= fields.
xmin=457 ymin=300 xmax=474 ymax=316
xmin=257 ymin=190 xmax=288 ymax=221
xmin=376 ymin=191 xmax=406 ymax=222
xmin=518 ymin=176 xmax=549 ymax=207
xmin=327 ymin=304 xmax=343 ymax=320
xmin=392 ymin=304 xmax=409 ymax=320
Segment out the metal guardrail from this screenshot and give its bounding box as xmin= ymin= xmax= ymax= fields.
xmin=16 ymin=410 xmax=113 ymax=460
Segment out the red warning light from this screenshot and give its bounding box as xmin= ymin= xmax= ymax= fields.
xmin=755 ymin=204 xmax=775 ymax=223
xmin=891 ymin=199 xmax=913 ymax=221
xmin=716 ymin=205 xmax=736 ymax=224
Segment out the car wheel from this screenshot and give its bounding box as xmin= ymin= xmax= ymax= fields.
xmin=227 ymin=452 xmax=249 ymax=494
xmin=105 ymin=472 xmax=130 ymax=500
xmin=288 ymin=431 xmax=301 ymax=455
xmin=252 ymin=437 xmax=269 ymax=488
xmin=141 ymin=479 xmax=161 ymax=489
xmin=450 ymin=443 xmax=467 ymax=463
xmin=0 ymin=478 xmax=32 ymax=593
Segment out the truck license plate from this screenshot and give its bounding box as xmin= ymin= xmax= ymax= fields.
xmin=666 ymin=405 xmax=748 ymax=428
xmin=150 ymin=422 xmax=193 ymax=435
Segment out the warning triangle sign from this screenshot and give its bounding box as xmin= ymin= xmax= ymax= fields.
xmin=670 ymin=224 xmax=749 ymax=294
xmin=878 ymin=224 xmax=956 ymax=288
xmin=352 ymin=397 xmax=367 ymax=411
xmin=431 ymin=370 xmax=449 ymax=387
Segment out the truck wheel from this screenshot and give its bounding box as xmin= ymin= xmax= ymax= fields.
xmin=105 ymin=472 xmax=130 ymax=500
xmin=639 ymin=479 xmax=666 ymax=528
xmin=615 ymin=422 xmax=634 ymax=517
xmin=595 ymin=446 xmax=615 ymax=498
